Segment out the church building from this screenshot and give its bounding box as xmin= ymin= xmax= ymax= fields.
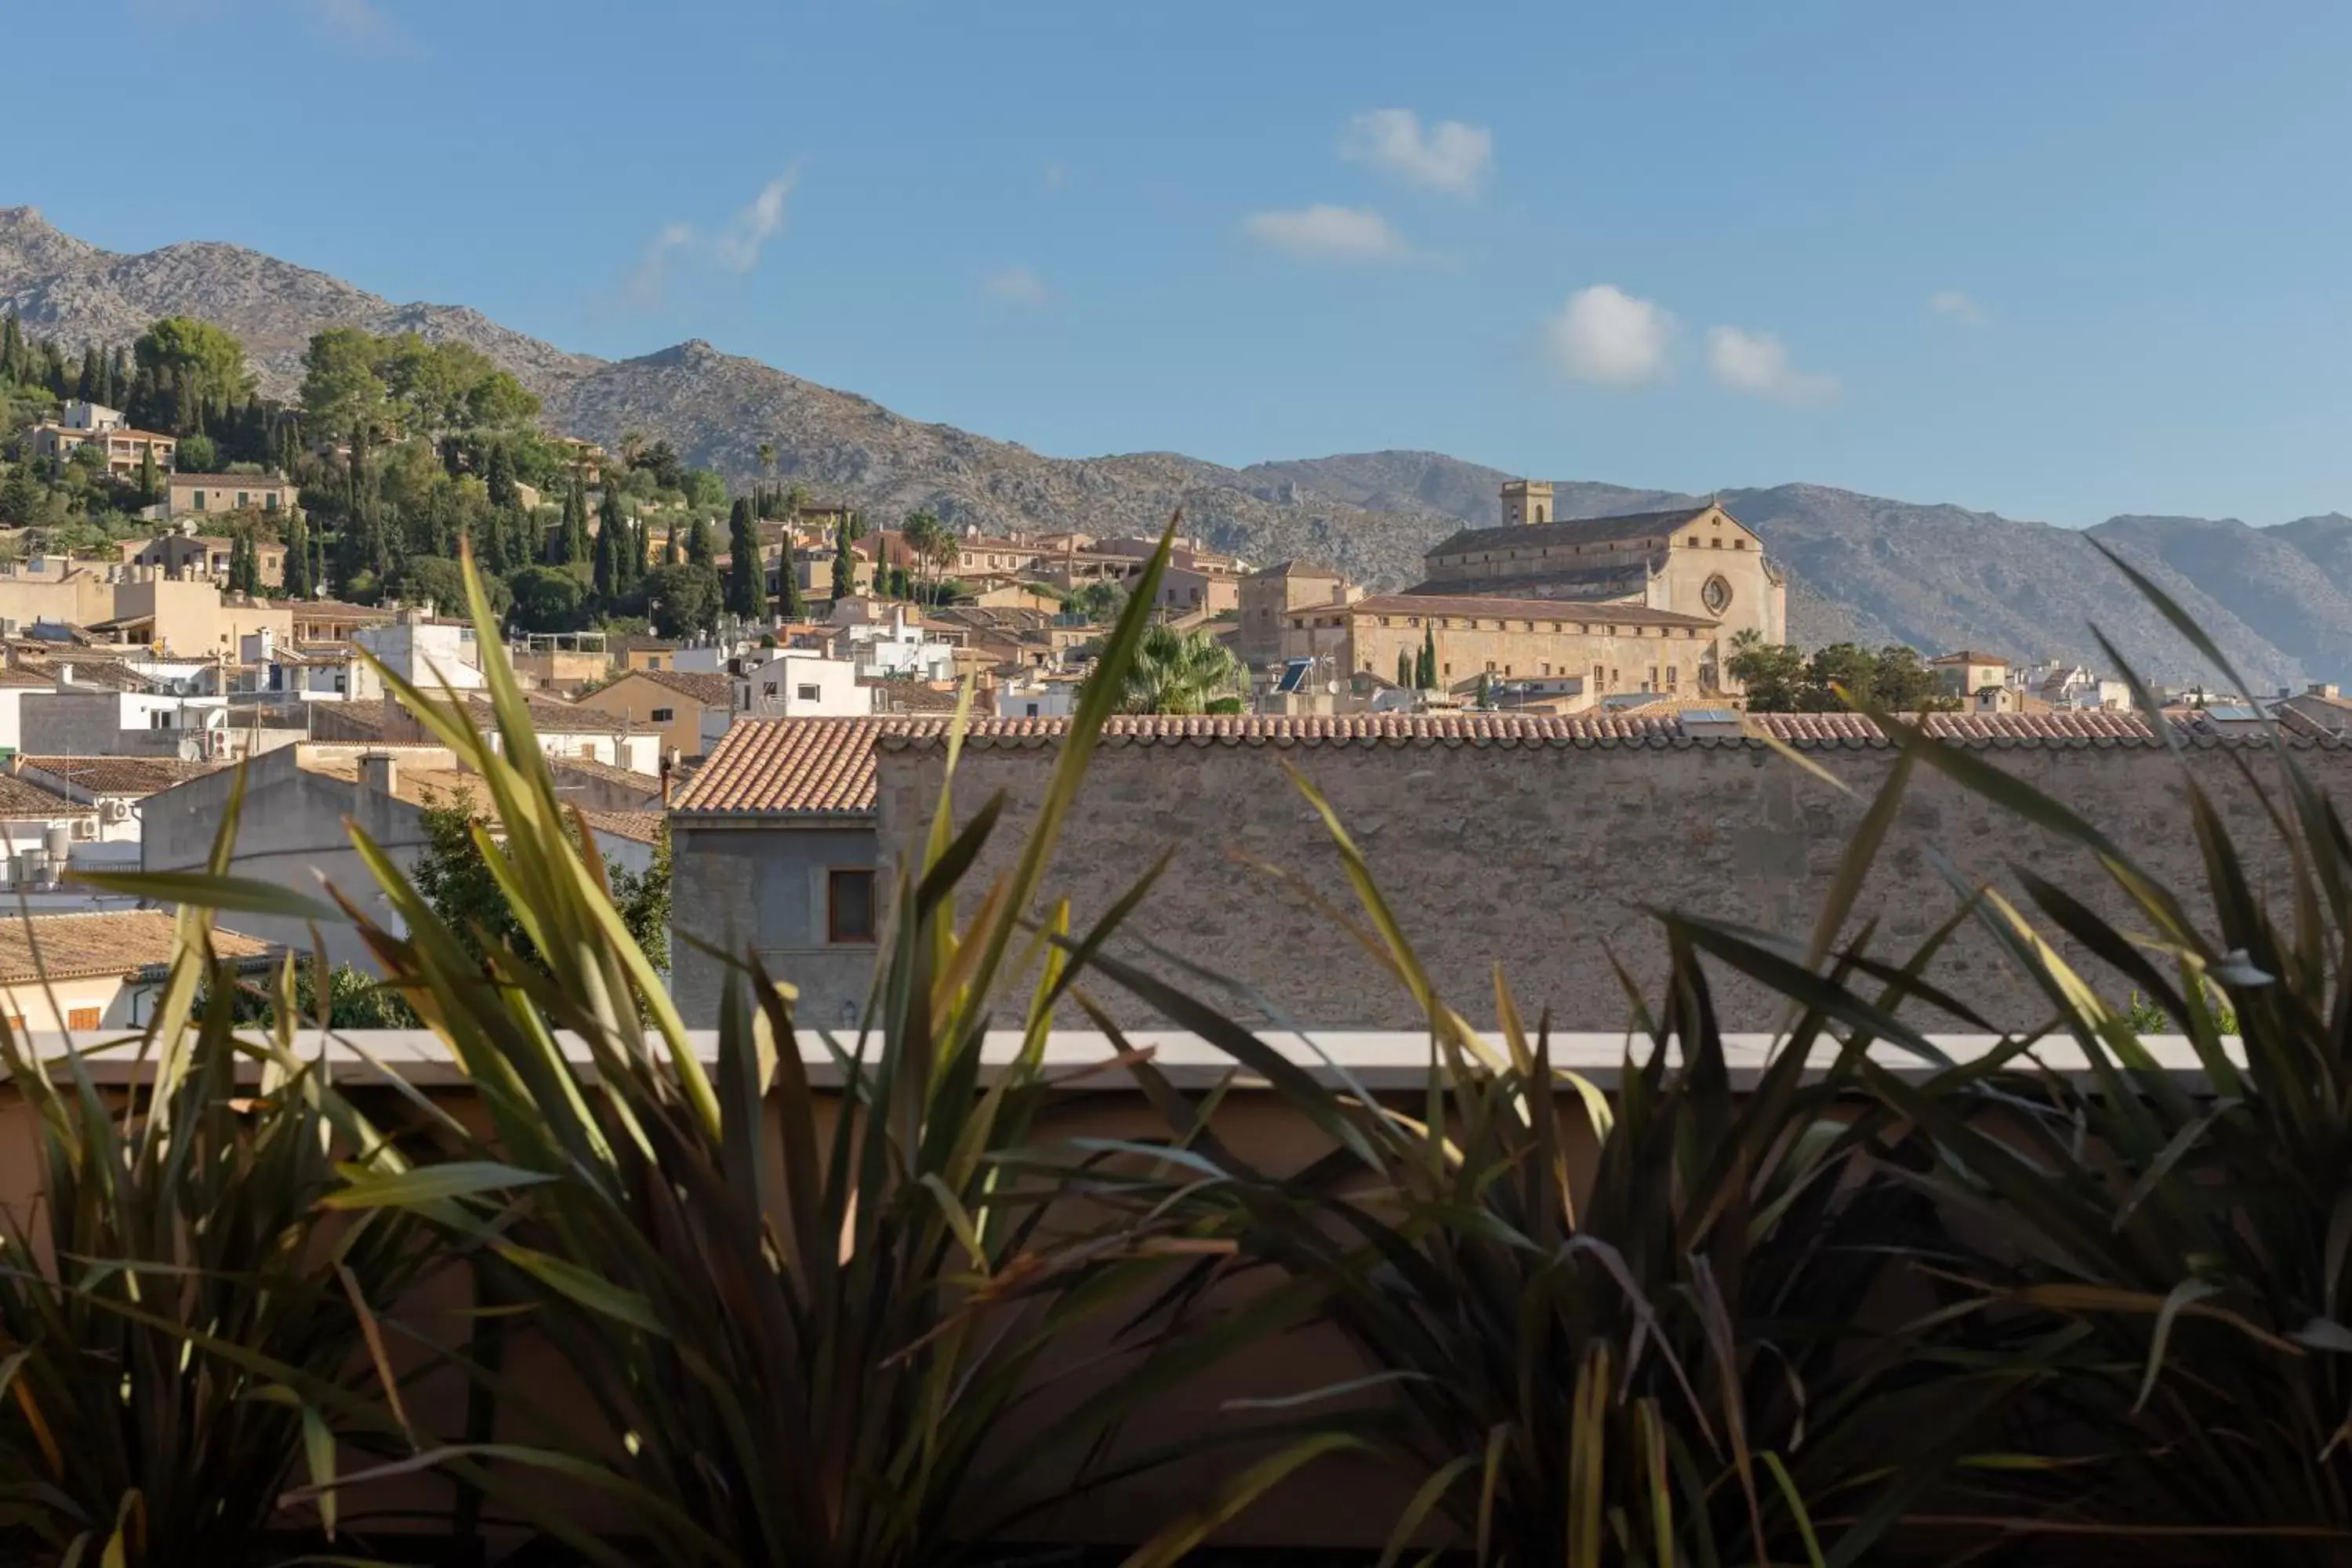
xmin=1282 ymin=481 xmax=1788 ymax=703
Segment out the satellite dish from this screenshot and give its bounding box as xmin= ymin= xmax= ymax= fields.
xmin=1324 ymin=680 xmax=1341 ymax=695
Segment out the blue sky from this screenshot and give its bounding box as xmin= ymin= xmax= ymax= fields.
xmin=19 ymin=0 xmax=2352 ymax=526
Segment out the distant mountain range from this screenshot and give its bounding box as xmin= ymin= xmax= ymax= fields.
xmin=2 ymin=203 xmax=2343 ymax=689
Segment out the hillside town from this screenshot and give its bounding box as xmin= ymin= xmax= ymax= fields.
xmin=0 ymin=305 xmax=2337 ymax=1029
xmin=13 ymin=4 xmax=2352 ymax=1559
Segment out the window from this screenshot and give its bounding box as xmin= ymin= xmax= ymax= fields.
xmin=827 ymin=868 xmax=877 ymax=943
xmin=1733 ymin=539 xmax=1748 ymax=550
xmin=67 ymin=1007 xmax=99 ymax=1031
xmin=1024 ymin=702 xmax=1040 ymax=717
xmin=264 ymin=493 xmax=279 ymax=510
xmin=235 ymin=492 xmax=250 ymax=509
xmin=651 ymin=706 xmax=674 ymax=722
xmin=149 ymin=712 xmax=172 ymax=729
xmin=796 ymin=684 xmax=820 ymax=701
xmin=762 ymin=681 xmax=779 ymax=698
xmin=191 ymin=489 xmax=206 ymax=510
xmin=1666 ymin=666 xmax=1679 ymax=689
xmin=1709 ymin=537 xmax=1721 ymax=548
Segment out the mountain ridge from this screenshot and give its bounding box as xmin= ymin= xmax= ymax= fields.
xmin=2 ymin=204 xmax=2343 ymax=687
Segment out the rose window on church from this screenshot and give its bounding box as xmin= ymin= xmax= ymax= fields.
xmin=1701 ymin=574 xmax=1733 ymax=614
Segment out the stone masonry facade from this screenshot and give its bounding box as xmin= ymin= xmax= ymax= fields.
xmin=873 ymin=729 xmax=2335 ymax=1033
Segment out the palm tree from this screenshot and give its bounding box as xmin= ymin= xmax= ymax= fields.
xmin=1098 ymin=623 xmax=1245 ymax=715
xmin=926 ymin=532 xmax=960 ymax=604
xmin=757 ymin=440 xmax=776 ymax=479
xmin=900 ymin=510 xmax=942 ymax=601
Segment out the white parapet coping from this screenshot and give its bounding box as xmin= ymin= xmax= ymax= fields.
xmin=0 ymin=1029 xmax=2246 ymax=1091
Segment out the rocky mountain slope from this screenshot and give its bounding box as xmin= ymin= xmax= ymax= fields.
xmin=3 ymin=205 xmax=2344 ymax=685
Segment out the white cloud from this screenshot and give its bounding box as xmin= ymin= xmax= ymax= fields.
xmin=289 ymin=0 xmax=412 ymax=52
xmin=619 ymin=222 xmax=695 ymax=310
xmin=614 ymin=169 xmax=799 ymax=310
xmin=1707 ymin=325 xmax=1839 ymax=402
xmin=1242 ymin=205 xmax=1415 ymax=263
xmin=714 ymin=169 xmax=798 ymax=272
xmin=985 ymin=266 xmax=1051 ymax=307
xmin=1339 ymin=109 xmax=1494 ymax=198
xmin=1929 ymin=289 xmax=1990 ymax=326
xmin=1541 ymin=285 xmax=1676 ymax=386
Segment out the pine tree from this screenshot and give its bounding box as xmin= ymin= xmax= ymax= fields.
xmin=725 ymin=498 xmax=762 ymax=619
xmin=284 ymin=506 xmax=314 ymax=599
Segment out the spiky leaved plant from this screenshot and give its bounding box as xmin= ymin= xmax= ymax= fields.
xmin=1673 ymin=549 xmax=2352 ymax=1564
xmin=1079 ymin=757 xmax=1993 ymax=1568
xmin=1 ymin=784 xmax=450 ymax=1566
xmin=290 ymin=527 xmax=1243 ymax=1568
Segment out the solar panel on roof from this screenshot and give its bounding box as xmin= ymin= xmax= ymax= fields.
xmin=1681 ymin=708 xmax=1740 ymax=724
xmin=2204 ymin=706 xmax=2260 ymax=721
xmin=1274 ymin=658 xmax=1314 ymax=695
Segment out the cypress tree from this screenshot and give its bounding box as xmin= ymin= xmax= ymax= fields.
xmin=685 ymin=516 xmax=713 ymax=564
xmin=592 ymin=504 xmax=618 ymax=602
xmin=75 ymin=347 xmax=100 ymax=403
xmin=725 ymin=498 xmax=762 ymax=619
xmin=777 ymin=546 xmax=806 ymax=622
xmin=830 ymin=518 xmax=855 ymax=601
xmin=1417 ymin=626 xmax=1436 ymax=689
xmin=1 ymin=313 xmax=20 ymax=384
xmin=485 ymin=442 xmax=517 ymax=510
xmin=106 ymin=347 xmax=128 ymax=409
xmin=284 ymin=506 xmax=314 ymax=600
xmin=626 ymin=516 xmax=648 ymax=592
xmin=136 ymin=445 xmax=159 ymax=504
xmin=1475 ymin=670 xmax=1492 ymax=709
xmin=1396 ymin=648 xmax=1412 ymax=689
xmin=561 ymin=474 xmax=589 ymax=564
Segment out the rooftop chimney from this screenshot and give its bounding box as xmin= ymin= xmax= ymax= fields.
xmin=358 ymin=751 xmax=397 ymax=800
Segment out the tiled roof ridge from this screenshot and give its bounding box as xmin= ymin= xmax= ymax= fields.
xmin=670 ymin=710 xmax=2351 ymax=818
xmin=626 ymin=666 xmax=736 ymax=703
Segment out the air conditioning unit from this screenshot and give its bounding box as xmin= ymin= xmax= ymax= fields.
xmin=100 ymin=798 xmax=132 ymax=825
xmin=71 ymin=818 xmax=95 ymax=841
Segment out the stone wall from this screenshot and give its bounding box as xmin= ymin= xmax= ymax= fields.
xmin=873 ymin=733 xmax=2328 ymax=1032
xmin=670 ymin=819 xmax=880 ymax=1027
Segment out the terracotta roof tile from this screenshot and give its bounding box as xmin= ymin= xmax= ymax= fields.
xmin=1352 ymin=594 xmax=1719 ymax=629
xmin=674 ymin=705 xmax=2336 ymax=817
xmin=579 ymin=810 xmax=665 ymax=844
xmin=549 ymin=753 xmax=664 ymax=794
xmin=1427 ymin=505 xmax=1719 ymax=558
xmin=17 ymin=756 xmax=229 ymax=797
xmin=0 ymin=910 xmax=272 ymax=984
xmin=672 ymin=717 xmax=949 ymax=816
xmin=620 ymin=668 xmax=735 ymax=707
xmin=0 ymin=773 xmax=87 ymax=819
